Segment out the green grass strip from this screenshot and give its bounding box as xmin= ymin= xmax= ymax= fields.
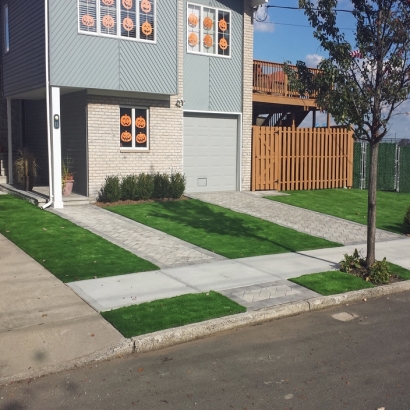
xmin=387 ymin=262 xmax=410 ymax=280
xmin=107 ymin=200 xmax=341 ymax=259
xmin=266 ymin=189 xmax=410 ymax=234
xmin=101 ymin=291 xmax=246 ymax=338
xmin=0 ymin=195 xmax=158 ymax=282
xmin=290 ymin=271 xmax=375 ymax=296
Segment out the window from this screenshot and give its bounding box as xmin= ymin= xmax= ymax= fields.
xmin=4 ymin=4 xmax=9 ymax=53
xmin=187 ymin=2 xmax=231 ymax=58
xmin=78 ymin=0 xmax=155 ymax=42
xmin=120 ymin=107 xmax=149 ymax=150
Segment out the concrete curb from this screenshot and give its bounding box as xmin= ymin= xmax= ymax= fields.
xmin=1 ymin=280 xmax=410 ymax=386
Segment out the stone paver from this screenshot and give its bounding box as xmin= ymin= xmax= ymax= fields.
xmin=51 ymin=206 xmax=224 ymax=268
xmin=220 ymin=280 xmax=320 ymax=310
xmin=187 ymin=191 xmax=401 ymax=245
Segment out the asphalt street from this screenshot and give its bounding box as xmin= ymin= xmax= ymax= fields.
xmin=1 ymin=292 xmax=409 ymax=410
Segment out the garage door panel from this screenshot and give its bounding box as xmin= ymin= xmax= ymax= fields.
xmin=184 ymin=113 xmax=238 ymax=193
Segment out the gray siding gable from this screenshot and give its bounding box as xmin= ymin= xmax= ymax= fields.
xmin=1 ymin=0 xmax=46 ymax=97
xmin=183 ymin=0 xmax=244 ymax=113
xmin=49 ymin=0 xmax=178 ymax=95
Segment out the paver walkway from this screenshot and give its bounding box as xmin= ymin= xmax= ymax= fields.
xmin=50 ymin=206 xmax=224 ymax=269
xmin=187 ymin=191 xmax=401 ymax=245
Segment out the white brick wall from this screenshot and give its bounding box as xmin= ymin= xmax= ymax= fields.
xmin=242 ymin=0 xmax=254 ymax=191
xmin=87 ymin=1 xmax=184 ymax=200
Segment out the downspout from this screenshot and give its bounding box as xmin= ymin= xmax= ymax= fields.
xmin=41 ymin=0 xmax=53 ymax=209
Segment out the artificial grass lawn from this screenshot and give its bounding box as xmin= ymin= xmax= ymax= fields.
xmin=290 ymin=263 xmax=410 ymax=296
xmin=107 ymin=200 xmax=341 ymax=259
xmin=266 ymin=189 xmax=410 ymax=234
xmin=101 ymin=291 xmax=246 ymax=338
xmin=290 ymin=271 xmax=375 ymax=296
xmin=0 ymin=195 xmax=158 ymax=282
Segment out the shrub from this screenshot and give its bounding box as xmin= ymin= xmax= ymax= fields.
xmin=100 ymin=175 xmax=121 ymax=202
xmin=339 ymin=249 xmax=362 ymax=273
xmin=404 ymin=205 xmax=410 ymax=234
xmin=169 ymin=172 xmax=186 ymax=199
xmin=121 ymin=174 xmax=138 ymax=200
xmin=368 ymin=258 xmax=391 ymax=285
xmin=153 ymin=173 xmax=170 ymax=199
xmin=136 ymin=173 xmax=154 ymax=200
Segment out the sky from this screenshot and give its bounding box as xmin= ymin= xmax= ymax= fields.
xmin=253 ymin=0 xmax=410 ymax=140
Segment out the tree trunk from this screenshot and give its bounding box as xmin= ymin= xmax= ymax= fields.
xmin=366 ymin=141 xmax=379 ymax=268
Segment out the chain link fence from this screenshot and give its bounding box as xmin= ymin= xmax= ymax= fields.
xmin=353 ymin=141 xmax=410 ymax=192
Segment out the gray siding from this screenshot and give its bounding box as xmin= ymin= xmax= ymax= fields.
xmin=61 ymin=91 xmax=87 ymax=196
xmin=23 ymin=100 xmax=48 ymax=185
xmin=1 ymin=0 xmax=46 ymax=97
xmin=49 ymin=0 xmax=178 ymax=95
xmin=183 ymin=0 xmax=243 ymax=113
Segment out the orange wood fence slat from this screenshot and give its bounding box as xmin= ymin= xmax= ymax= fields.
xmin=251 ymin=126 xmax=354 ymax=191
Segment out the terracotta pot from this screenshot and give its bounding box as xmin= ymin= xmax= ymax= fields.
xmin=62 ymin=180 xmax=74 ymax=196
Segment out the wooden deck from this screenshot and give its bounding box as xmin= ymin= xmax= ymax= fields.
xmin=253 ymin=60 xmax=318 ymax=107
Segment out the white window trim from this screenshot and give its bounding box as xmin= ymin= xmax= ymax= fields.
xmin=78 ymin=0 xmax=157 ymax=44
xmin=186 ymin=2 xmax=232 ymax=59
xmin=120 ymin=106 xmax=150 ymax=151
xmin=4 ymin=4 xmax=9 ymax=53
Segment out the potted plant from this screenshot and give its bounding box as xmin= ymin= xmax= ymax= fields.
xmin=14 ymin=149 xmax=38 ymax=191
xmin=62 ymin=157 xmax=75 ymax=196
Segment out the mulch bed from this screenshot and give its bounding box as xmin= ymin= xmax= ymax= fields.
xmin=95 ymin=196 xmax=190 ymax=208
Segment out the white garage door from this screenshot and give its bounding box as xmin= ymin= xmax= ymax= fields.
xmin=183 ymin=113 xmax=238 ymax=193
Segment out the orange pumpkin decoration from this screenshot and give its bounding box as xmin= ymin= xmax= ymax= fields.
xmin=188 ymin=32 xmax=198 ymax=47
xmin=219 ymin=19 xmax=227 ymax=32
xmin=102 ymin=0 xmax=114 ymax=5
xmin=136 ymin=132 xmax=147 ymax=144
xmin=120 ymin=114 xmax=132 ymax=127
xmin=188 ymin=13 xmax=198 ymax=27
xmin=102 ymin=15 xmax=115 ymax=29
xmin=140 ymin=0 xmax=151 ymax=13
xmin=122 ymin=0 xmax=132 ymax=10
xmin=81 ymin=14 xmax=95 ymax=27
xmin=141 ymin=21 xmax=153 ymax=36
xmin=121 ymin=131 xmax=132 ymax=143
xmin=203 ymin=16 xmax=213 ymax=30
xmin=219 ymin=38 xmax=228 ymax=50
xmin=123 ymin=17 xmax=134 ymax=31
xmin=135 ymin=116 xmax=146 ymax=129
xmin=203 ymin=34 xmax=213 ymax=48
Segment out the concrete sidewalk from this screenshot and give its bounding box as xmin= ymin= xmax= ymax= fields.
xmin=68 ymin=237 xmax=410 ymax=312
xmin=0 ymin=234 xmax=125 ymax=380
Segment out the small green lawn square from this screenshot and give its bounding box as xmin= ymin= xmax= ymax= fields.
xmin=289 ymin=270 xmax=375 ymax=296
xmin=387 ymin=262 xmax=410 ymax=280
xmin=106 ymin=199 xmax=341 ymax=259
xmin=101 ymin=291 xmax=246 ymax=338
xmin=0 ymin=195 xmax=158 ymax=282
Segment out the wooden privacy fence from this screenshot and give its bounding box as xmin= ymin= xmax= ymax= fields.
xmin=252 ymin=126 xmax=354 ymax=191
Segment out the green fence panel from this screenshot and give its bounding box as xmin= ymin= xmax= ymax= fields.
xmin=377 ymin=143 xmax=396 ymax=191
xmin=399 ymin=146 xmax=410 ymax=193
xmin=353 ymin=143 xmax=362 ymax=189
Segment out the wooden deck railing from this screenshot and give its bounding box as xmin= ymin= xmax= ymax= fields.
xmin=253 ymin=60 xmax=320 ymax=99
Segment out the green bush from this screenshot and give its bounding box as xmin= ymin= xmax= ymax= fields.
xmin=404 ymin=205 xmax=410 ymax=234
xmin=368 ymin=258 xmax=391 ymax=285
xmin=135 ymin=173 xmax=154 ymax=200
xmin=101 ymin=175 xmax=121 ymax=202
xmin=121 ymin=174 xmax=138 ymax=200
xmin=169 ymin=172 xmax=186 ymax=199
xmin=339 ymin=249 xmax=362 ymax=273
xmin=153 ymin=173 xmax=170 ymax=199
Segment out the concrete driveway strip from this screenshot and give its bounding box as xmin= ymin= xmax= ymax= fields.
xmin=51 ymin=205 xmax=224 ymax=268
xmin=0 ymin=234 xmax=123 ymax=379
xmin=188 ymin=191 xmax=401 ymax=245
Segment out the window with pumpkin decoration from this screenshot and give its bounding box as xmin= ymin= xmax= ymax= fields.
xmin=78 ymin=0 xmax=156 ymax=42
xmin=187 ymin=3 xmax=230 ymax=58
xmin=120 ymin=107 xmax=149 ymax=150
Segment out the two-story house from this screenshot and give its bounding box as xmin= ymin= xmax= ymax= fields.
xmin=1 ymin=0 xmax=255 ymax=207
